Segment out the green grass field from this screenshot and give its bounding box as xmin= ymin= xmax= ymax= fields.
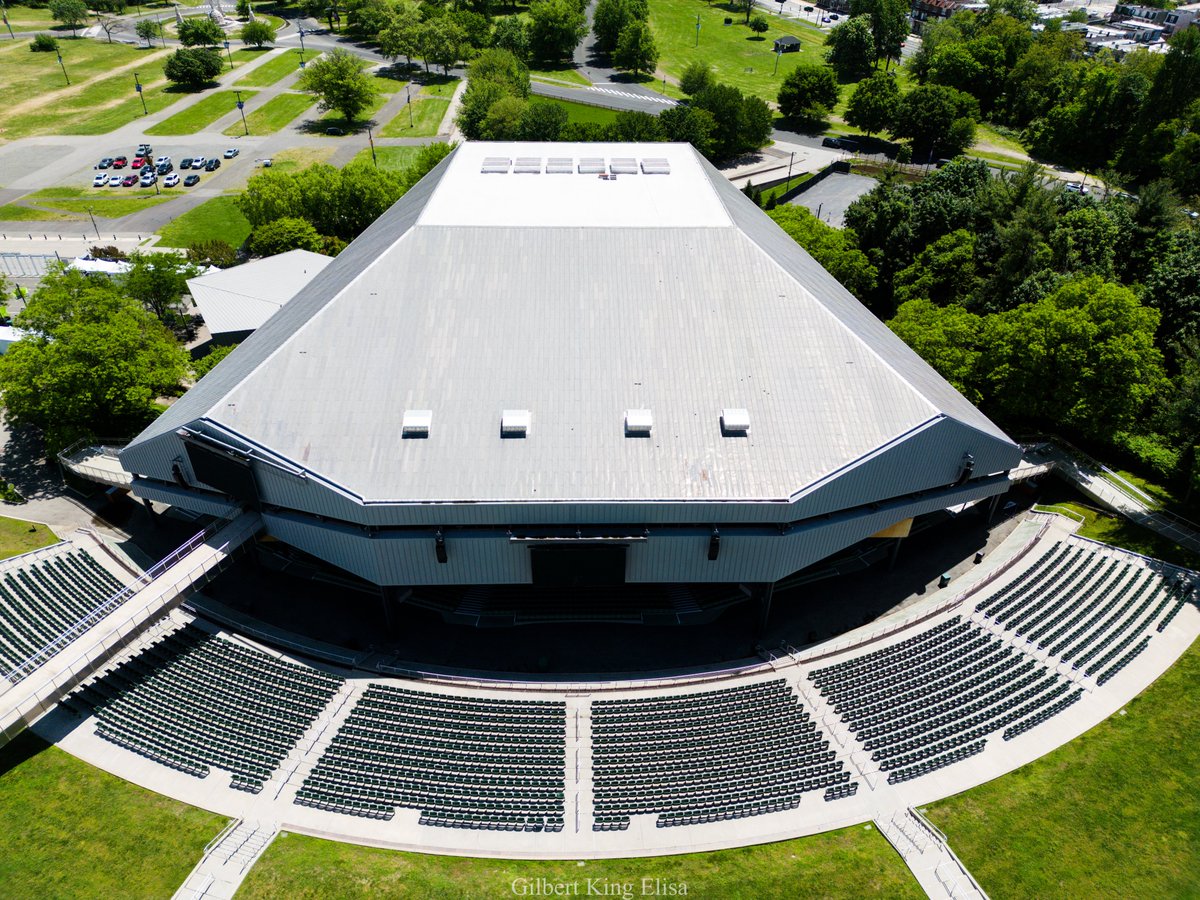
xmin=1034 ymin=491 xmax=1200 ymax=569
xmin=529 ymin=64 xmax=591 ymax=86
xmin=649 ymin=0 xmax=827 ymax=101
xmin=319 ymin=93 xmax=389 ymax=129
xmin=369 ymin=73 xmax=407 ymax=94
xmin=0 ymin=732 xmax=227 ymax=898
xmin=414 ymin=75 xmax=459 ymax=98
xmin=352 ymin=145 xmax=423 ymax=171
xmin=378 ymin=98 xmax=449 ymax=137
xmin=24 ymin=187 xmax=171 ymax=219
xmin=927 ymin=632 xmax=1200 ymax=898
xmin=0 ymin=203 xmax=77 ymax=221
xmin=239 ymin=823 xmax=920 ymax=899
xmin=2 ymin=4 xmax=59 ymax=28
xmin=156 ymin=194 xmax=251 ymax=247
xmin=0 ymin=516 xmax=57 ymax=558
xmin=265 ymin=146 xmax=336 ymax=172
xmin=147 ymin=90 xmax=256 ymax=135
xmin=541 ymin=97 xmax=622 ymax=127
xmin=224 ymin=92 xmax=314 ymax=135
xmin=234 ymin=48 xmax=308 ymax=88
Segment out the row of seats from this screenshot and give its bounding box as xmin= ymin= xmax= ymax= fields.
xmin=0 ymin=547 xmax=125 ymax=674
xmin=77 ymin=626 xmax=342 ymax=792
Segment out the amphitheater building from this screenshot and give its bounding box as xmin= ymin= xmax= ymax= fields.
xmin=119 ymin=142 xmax=1022 ymax=592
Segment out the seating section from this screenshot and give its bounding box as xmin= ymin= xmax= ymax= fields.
xmin=809 ymin=617 xmax=1081 ymax=785
xmin=0 ymin=546 xmax=126 ymax=674
xmin=296 ymin=686 xmax=567 ymax=831
xmin=75 ymin=626 xmax=342 ymax=793
xmin=591 ymin=680 xmax=850 ymax=829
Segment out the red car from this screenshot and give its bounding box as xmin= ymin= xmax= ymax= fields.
xmin=112 ymin=156 xmax=128 ymax=168
xmin=131 ymin=157 xmax=145 ymax=169
xmin=121 ymin=174 xmax=138 ymax=187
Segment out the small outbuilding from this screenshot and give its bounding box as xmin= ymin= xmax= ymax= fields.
xmin=773 ymin=34 xmax=801 ymax=52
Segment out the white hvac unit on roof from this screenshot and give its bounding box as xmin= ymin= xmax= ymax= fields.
xmin=402 ymin=409 xmax=432 ymax=437
xmin=501 ymin=409 xmax=531 ymax=437
xmin=624 ymin=409 xmax=653 ymax=435
xmin=721 ymin=408 xmax=751 ymax=434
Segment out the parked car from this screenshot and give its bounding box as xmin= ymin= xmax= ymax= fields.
xmin=92 ymin=173 xmax=108 ymax=187
xmin=180 ymin=157 xmax=194 ymax=170
xmin=154 ymin=155 xmax=170 ymax=166
xmin=157 ymin=162 xmax=173 ymax=175
xmin=1064 ymin=182 xmax=1088 ymax=194
xmin=164 ymin=173 xmax=181 ymax=187
xmin=140 ymin=173 xmax=157 ymax=187
xmin=184 ymin=174 xmax=200 ymax=186
xmin=205 ymin=158 xmax=221 ymax=172
xmin=325 ymin=126 xmax=345 ymax=136
xmin=137 ymin=143 xmax=153 ymax=157
xmin=107 ymin=174 xmax=123 ymax=187
xmin=830 ymin=13 xmax=840 ymax=18
xmin=112 ymin=156 xmax=128 ymax=168
xmin=121 ymin=174 xmax=138 ymax=186
xmin=97 ymin=157 xmax=113 ymax=169
xmin=223 ymin=148 xmax=240 ymax=158
xmin=191 ymin=157 xmax=207 ymax=169
xmin=131 ymin=157 xmax=145 ymax=169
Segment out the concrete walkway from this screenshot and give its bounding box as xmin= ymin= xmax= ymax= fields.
xmin=173 ymin=819 xmax=280 ymax=900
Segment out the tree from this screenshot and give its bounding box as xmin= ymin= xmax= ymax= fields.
xmin=481 ymin=95 xmax=527 ymax=139
xmin=613 ymin=20 xmax=657 ymax=77
xmin=893 ymin=228 xmax=979 ymax=308
xmin=491 ymin=15 xmax=529 ymax=61
xmin=187 ymin=240 xmax=239 ymax=268
xmin=824 ymin=15 xmax=875 ymax=81
xmin=240 ymin=20 xmax=276 ymax=47
xmin=0 ymin=268 xmax=188 ymax=452
xmin=193 ymin=343 xmax=238 ymax=380
xmin=123 ymin=253 xmax=200 ymax=327
xmin=892 ymin=84 xmax=978 ymax=161
xmin=468 ymin=47 xmax=530 ymax=97
xmin=888 ymin=298 xmax=985 ymax=402
xmin=692 ymin=84 xmax=772 ymax=161
xmin=749 ymin=14 xmax=768 ymax=36
xmin=456 ymin=80 xmax=508 ymax=139
xmin=178 ymin=16 xmax=224 ymax=46
xmin=49 ymin=0 xmax=86 ymax=36
xmin=135 ymin=18 xmax=160 ymax=48
xmin=420 ymin=17 xmax=471 ymax=75
xmin=658 ymin=105 xmax=717 ymax=159
xmin=610 ymin=109 xmax=665 ymax=142
xmin=95 ymin=14 xmax=125 ymax=44
xmin=248 ymin=217 xmax=324 ymax=256
xmin=163 ymin=48 xmax=224 ymax=89
xmin=679 ymin=61 xmax=713 ymax=96
xmin=1049 ymin=205 xmax=1118 ymax=277
xmin=776 ymin=63 xmax=839 ymax=125
xmin=845 ymin=71 xmax=899 ymax=136
xmin=298 ymin=47 xmax=378 ymax=122
xmin=237 ymin=0 xmax=251 ymax=17
xmin=30 ymin=33 xmax=59 ymax=52
xmin=850 ymin=0 xmax=908 ymax=69
xmin=593 ymin=0 xmax=634 ymax=54
xmin=768 ymin=205 xmax=878 ymax=301
xmin=527 ymin=0 xmax=586 ymax=63
xmin=1144 ymin=230 xmax=1200 ymax=353
xmin=379 ymin=2 xmax=424 ymax=67
xmin=980 ymin=275 xmax=1165 ymax=437
xmin=518 ymin=99 xmax=568 ymax=140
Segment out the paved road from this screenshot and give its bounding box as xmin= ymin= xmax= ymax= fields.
xmin=787 ymin=172 xmax=877 ymax=227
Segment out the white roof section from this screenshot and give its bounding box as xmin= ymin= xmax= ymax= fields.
xmin=417 ymin=142 xmax=730 ymax=230
xmin=69 ymin=257 xmax=131 ymax=276
xmin=126 ymin=143 xmax=1015 ymax=504
xmin=186 ymin=250 xmax=332 ymax=335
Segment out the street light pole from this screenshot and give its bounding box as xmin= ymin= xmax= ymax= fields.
xmin=298 ymin=28 xmax=306 ymax=67
xmin=773 ymin=47 xmax=782 ymax=75
xmin=134 ymin=71 xmax=148 ymax=115
xmin=695 ymin=14 xmax=700 ymax=47
xmin=86 ymin=206 xmax=100 ymax=240
xmin=406 ymin=83 xmax=413 ymax=127
xmin=224 ymin=39 xmax=234 ymax=69
xmin=1 ymin=0 xmax=15 ymax=40
xmin=367 ymin=125 xmax=377 ymax=167
xmin=56 ymin=49 xmax=70 ymax=85
xmin=235 ymin=90 xmax=249 ymax=135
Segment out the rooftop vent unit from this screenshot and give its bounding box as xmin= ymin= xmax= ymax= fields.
xmin=625 ymin=409 xmax=653 ymax=436
xmin=579 ymin=157 xmax=606 ymax=174
xmin=481 ymin=157 xmax=511 ymax=174
xmin=514 ymin=157 xmax=542 ymax=174
xmin=402 ymin=409 xmax=432 ymax=438
xmin=721 ymin=408 xmax=750 ymax=435
xmin=641 ymin=157 xmax=671 ymax=175
xmin=610 ymin=157 xmax=638 ymax=174
xmin=546 ymin=157 xmax=573 ymax=174
xmin=501 ymin=409 xmax=531 ymax=437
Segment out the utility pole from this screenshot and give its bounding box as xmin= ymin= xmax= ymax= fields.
xmin=56 ymin=49 xmax=70 ymax=85
xmin=1 ymin=0 xmax=15 ymax=40
xmin=406 ymin=83 xmax=413 ymax=127
xmin=695 ymin=14 xmax=700 ymax=46
xmin=367 ymin=125 xmax=377 ymax=167
xmin=86 ymin=207 xmax=100 ymax=240
xmin=234 ymin=90 xmax=249 ymax=135
xmin=224 ymin=39 xmax=234 ymax=69
xmin=134 ymin=72 xmax=148 ymax=115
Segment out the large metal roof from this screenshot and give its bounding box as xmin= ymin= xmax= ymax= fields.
xmin=186 ymin=249 xmax=332 ymax=336
xmin=126 ymin=142 xmax=1013 ymax=504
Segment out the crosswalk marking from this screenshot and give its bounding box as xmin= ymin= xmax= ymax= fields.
xmin=587 ymin=86 xmax=677 ymax=106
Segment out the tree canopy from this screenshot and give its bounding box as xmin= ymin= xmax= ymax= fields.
xmin=613 ymin=20 xmax=658 ymax=77
xmin=527 ymin=0 xmax=587 ymax=63
xmin=177 ymin=16 xmax=224 ymax=47
xmin=297 ymin=48 xmax=378 ymax=123
xmin=163 ymin=48 xmax=223 ymax=89
xmin=777 ymin=64 xmax=840 ymax=127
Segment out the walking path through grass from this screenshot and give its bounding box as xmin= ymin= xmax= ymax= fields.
xmin=379 ymin=98 xmax=448 ymax=138
xmin=148 ymin=90 xmax=258 ymax=136
xmin=225 ymin=92 xmax=316 ymax=136
xmin=234 ymin=49 xmax=311 ymax=89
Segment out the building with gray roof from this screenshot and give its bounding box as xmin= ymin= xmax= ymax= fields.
xmin=120 ymin=143 xmax=1021 ymax=599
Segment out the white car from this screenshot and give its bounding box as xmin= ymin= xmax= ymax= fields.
xmin=107 ymin=175 xmax=123 ymax=187
xmin=154 ymin=155 xmax=171 ymax=167
xmin=140 ymin=172 xmax=157 ymax=186
xmin=223 ymin=148 xmax=239 ymax=158
xmin=92 ymin=173 xmax=108 ymax=187
xmin=192 ymin=157 xmax=207 ymax=169
xmin=163 ymin=173 xmax=180 ymax=187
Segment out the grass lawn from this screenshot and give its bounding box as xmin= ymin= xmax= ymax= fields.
xmin=25 ymin=187 xmax=171 ymax=219
xmin=353 ymin=145 xmax=423 ymax=171
xmin=1 ymin=4 xmax=59 ymax=28
xmin=540 ymin=97 xmax=622 ymax=127
xmin=529 ymin=64 xmax=591 ymax=86
xmin=369 ymin=73 xmax=407 ymax=94
xmin=649 ymin=0 xmax=827 ymax=101
xmin=267 ymin=146 xmax=336 ymax=172
xmin=926 ymin=632 xmax=1200 ymax=899
xmin=378 ymin=98 xmax=449 ymax=137
xmin=414 ymin=75 xmax=459 ymax=98
xmin=234 ymin=48 xmax=308 ymax=88
xmin=224 ymin=92 xmax=314 ymax=135
xmin=0 ymin=516 xmax=57 ymax=558
xmin=0 ymin=203 xmax=78 ymax=221
xmin=319 ymin=93 xmax=388 ymax=129
xmin=240 ymin=823 xmax=920 ymax=899
xmin=0 ymin=732 xmax=227 ymax=898
xmin=156 ymin=194 xmax=251 ymax=247
xmin=147 ymin=90 xmax=256 ymax=136
xmin=1033 ymin=490 xmax=1200 ymax=569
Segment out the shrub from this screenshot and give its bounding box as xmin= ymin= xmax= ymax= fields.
xmin=30 ymin=33 xmax=58 ymax=52
xmin=247 ymin=217 xmax=323 ymax=256
xmin=679 ymin=61 xmax=713 ymax=96
xmin=1112 ymin=432 xmax=1181 ymax=483
xmin=186 ymin=239 xmax=238 ymax=267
